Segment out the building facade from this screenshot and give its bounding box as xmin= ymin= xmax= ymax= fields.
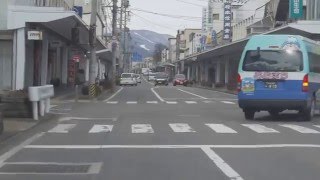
xmin=0 ymin=0 xmax=111 ymax=92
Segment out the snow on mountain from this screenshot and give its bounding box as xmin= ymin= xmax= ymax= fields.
xmin=131 ymin=30 xmax=173 ymax=58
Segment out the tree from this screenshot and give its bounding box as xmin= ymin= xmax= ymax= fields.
xmin=153 ymin=43 xmax=167 ymax=65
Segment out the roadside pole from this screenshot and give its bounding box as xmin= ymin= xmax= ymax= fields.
xmin=111 ymin=0 xmax=118 ymax=92
xmin=89 ymin=0 xmax=98 ymax=99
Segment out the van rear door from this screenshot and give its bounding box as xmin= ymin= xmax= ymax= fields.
xmin=241 ymin=50 xmax=305 ymax=99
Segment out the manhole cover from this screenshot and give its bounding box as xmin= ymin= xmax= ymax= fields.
xmin=0 ymin=163 xmax=102 ymax=174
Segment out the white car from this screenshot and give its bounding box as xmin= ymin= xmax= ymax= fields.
xmin=120 ymin=73 xmax=137 ymax=86
xmin=134 ymin=74 xmax=141 ymax=83
xmin=148 ymin=73 xmax=156 ymax=81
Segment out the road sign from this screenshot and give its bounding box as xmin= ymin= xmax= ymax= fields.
xmin=289 ymin=0 xmax=303 ymax=19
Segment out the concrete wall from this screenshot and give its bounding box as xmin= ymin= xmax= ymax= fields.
xmin=0 ymin=0 xmax=8 ymax=30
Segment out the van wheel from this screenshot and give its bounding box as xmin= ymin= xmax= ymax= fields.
xmin=301 ymin=98 xmax=315 ymax=121
xmin=244 ymin=109 xmax=255 ymax=120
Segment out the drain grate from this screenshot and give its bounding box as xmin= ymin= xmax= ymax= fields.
xmin=0 ymin=162 xmax=102 ymax=174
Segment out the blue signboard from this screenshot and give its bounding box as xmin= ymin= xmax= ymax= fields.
xmin=223 ymin=3 xmax=232 ymax=40
xmin=132 ymin=52 xmax=143 ymax=62
xmin=73 ymin=6 xmax=83 ymax=18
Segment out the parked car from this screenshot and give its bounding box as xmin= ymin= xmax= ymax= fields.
xmin=134 ymin=74 xmax=141 ymax=83
xmin=148 ymin=73 xmax=157 ymax=81
xmin=154 ymin=73 xmax=169 ymax=86
xmin=120 ymin=73 xmax=137 ymax=86
xmin=173 ymin=74 xmax=188 ymax=86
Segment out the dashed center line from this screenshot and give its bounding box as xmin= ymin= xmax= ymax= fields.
xmin=146 ymin=101 xmax=158 ymax=104
xmin=166 ymin=101 xmax=178 ymax=104
xmin=221 ymin=101 xmax=236 ymax=105
xmin=126 ymin=101 xmax=138 ymax=104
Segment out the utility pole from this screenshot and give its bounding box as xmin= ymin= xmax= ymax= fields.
xmin=89 ymin=0 xmax=98 ymax=99
xmin=111 ymin=0 xmax=118 ymax=91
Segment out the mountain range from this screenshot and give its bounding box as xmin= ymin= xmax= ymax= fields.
xmin=130 ymin=30 xmax=174 ymax=59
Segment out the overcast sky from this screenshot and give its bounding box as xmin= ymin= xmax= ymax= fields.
xmin=128 ymin=0 xmax=206 ymax=36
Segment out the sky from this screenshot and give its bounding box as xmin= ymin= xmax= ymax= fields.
xmin=128 ymin=0 xmax=207 ymax=36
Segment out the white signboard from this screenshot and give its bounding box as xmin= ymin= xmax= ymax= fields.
xmin=28 ymin=31 xmax=42 ymax=40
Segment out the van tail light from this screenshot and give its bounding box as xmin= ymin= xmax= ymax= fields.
xmin=302 ymin=74 xmax=309 ymax=92
xmin=237 ymin=73 xmax=242 ymax=92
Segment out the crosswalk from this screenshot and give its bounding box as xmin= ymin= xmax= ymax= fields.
xmin=104 ymin=100 xmax=237 ymax=105
xmin=47 ymin=123 xmax=320 ymax=135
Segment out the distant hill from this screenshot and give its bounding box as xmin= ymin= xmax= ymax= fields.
xmin=130 ymin=30 xmax=174 ymax=59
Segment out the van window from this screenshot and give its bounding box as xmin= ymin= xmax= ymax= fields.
xmin=243 ymin=50 xmax=303 ymax=72
xmin=309 ymin=52 xmax=320 ymax=73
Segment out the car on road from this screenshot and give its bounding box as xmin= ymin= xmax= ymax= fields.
xmin=154 ymin=73 xmax=169 ymax=86
xmin=238 ymin=35 xmax=320 ymax=121
xmin=134 ymin=74 xmax=141 ymax=83
xmin=147 ymin=73 xmax=157 ymax=81
xmin=173 ymin=74 xmax=188 ymax=86
xmin=120 ymin=73 xmax=137 ymax=86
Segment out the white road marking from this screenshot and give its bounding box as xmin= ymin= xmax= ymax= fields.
xmin=166 ymin=101 xmax=178 ymax=104
xmin=313 ymin=125 xmax=320 ymax=129
xmin=177 ymin=88 xmax=208 ymax=99
xmin=206 ymin=124 xmax=237 ymax=133
xmin=242 ymin=124 xmax=279 ymax=133
xmin=201 ymin=147 xmax=244 ymax=180
xmin=126 ymin=101 xmax=138 ymax=104
xmin=185 ymin=101 xmax=197 ymax=104
xmin=48 ymin=124 xmax=76 ymax=133
xmin=169 ymin=123 xmax=196 ymax=132
xmin=50 ymin=105 xmax=58 ymax=108
xmin=89 ymin=125 xmax=113 ymax=133
xmin=279 ymin=124 xmax=320 ymax=134
xmin=25 ymin=144 xmax=320 ymax=149
xmin=203 ymin=100 xmax=215 ymax=103
xmin=146 ymin=101 xmax=158 ymax=104
xmin=0 ymin=162 xmax=103 ymax=175
xmin=103 ymin=87 xmax=123 ymax=102
xmin=221 ymin=101 xmax=236 ymax=105
xmin=132 ymin=124 xmax=154 ymax=133
xmin=151 ymin=87 xmax=165 ymax=102
xmin=106 ymin=101 xmax=118 ymax=104
xmin=58 ymin=117 xmax=117 ymax=122
xmin=0 ymin=133 xmax=44 ymax=164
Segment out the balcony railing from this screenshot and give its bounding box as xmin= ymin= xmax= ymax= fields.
xmin=10 ymin=0 xmax=73 ymax=11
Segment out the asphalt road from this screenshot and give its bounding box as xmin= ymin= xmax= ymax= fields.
xmin=1 ymin=78 xmax=320 ymax=180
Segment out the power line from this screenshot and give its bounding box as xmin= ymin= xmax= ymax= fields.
xmin=131 ymin=12 xmax=177 ymax=31
xmin=130 ymin=8 xmax=202 ymax=19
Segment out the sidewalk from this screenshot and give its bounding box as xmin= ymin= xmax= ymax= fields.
xmin=0 ymin=114 xmax=56 ymax=143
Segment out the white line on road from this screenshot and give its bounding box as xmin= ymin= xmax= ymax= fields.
xmin=242 ymin=124 xmax=279 ymax=133
xmin=203 ymin=100 xmax=215 ymax=104
xmin=0 ymin=133 xmax=44 ymax=164
xmin=58 ymin=117 xmax=117 ymax=122
xmin=103 ymin=87 xmax=123 ymax=102
xmin=206 ymin=124 xmax=237 ymax=134
xmin=177 ymin=88 xmax=208 ymax=99
xmin=185 ymin=101 xmax=197 ymax=104
xmin=132 ymin=124 xmax=154 ymax=133
xmin=106 ymin=101 xmax=118 ymax=104
xmin=221 ymin=101 xmax=236 ymax=105
xmin=201 ymin=147 xmax=244 ymax=180
xmin=89 ymin=125 xmax=113 ymax=133
xmin=169 ymin=123 xmax=196 ymax=132
xmin=279 ymin=124 xmax=320 ymax=134
xmin=146 ymin=101 xmax=158 ymax=104
xmin=126 ymin=101 xmax=138 ymax=104
xmin=166 ymin=101 xmax=178 ymax=104
xmin=48 ymin=124 xmax=76 ymax=133
xmin=25 ymin=144 xmax=320 ymax=149
xmin=151 ymin=87 xmax=165 ymax=102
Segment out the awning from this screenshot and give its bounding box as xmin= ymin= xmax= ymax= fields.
xmin=7 ymin=5 xmax=110 ymax=61
xmin=179 ymin=21 xmax=320 ymax=63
